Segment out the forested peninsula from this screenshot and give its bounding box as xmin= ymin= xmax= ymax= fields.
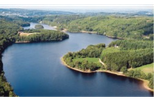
xmin=42 ymin=15 xmax=153 ymax=40
xmin=62 ymin=40 xmax=153 ymax=91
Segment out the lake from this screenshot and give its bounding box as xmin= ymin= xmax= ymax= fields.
xmin=2 ymin=23 xmax=153 ymax=96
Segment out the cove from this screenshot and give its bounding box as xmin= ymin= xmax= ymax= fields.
xmin=2 ymin=23 xmax=153 ymax=96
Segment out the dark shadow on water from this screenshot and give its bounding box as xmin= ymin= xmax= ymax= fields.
xmin=15 ymin=40 xmax=68 ymax=45
xmin=102 ymin=72 xmax=127 ymax=82
xmin=103 ymin=72 xmax=145 ymax=88
xmin=2 ymin=43 xmax=14 ymax=54
xmin=102 ymin=72 xmax=153 ymax=96
xmin=80 ymin=72 xmax=97 ymax=79
xmin=128 ymin=77 xmax=142 ymax=84
xmin=127 ymin=77 xmax=154 ymax=96
xmin=68 ymin=68 xmax=97 ymax=79
xmin=67 ymin=68 xmax=81 ymax=76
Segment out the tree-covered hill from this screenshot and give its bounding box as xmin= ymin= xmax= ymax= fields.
xmin=0 ymin=20 xmax=18 ymax=96
xmin=108 ymin=40 xmax=153 ymax=50
xmin=105 ymin=40 xmax=154 ymax=89
xmin=101 ymin=40 xmax=153 ymax=70
xmin=0 ymin=19 xmax=22 ymax=35
xmin=42 ymin=15 xmax=153 ymax=40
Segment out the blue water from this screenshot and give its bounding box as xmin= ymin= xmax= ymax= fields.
xmin=2 ymin=23 xmax=153 ymax=97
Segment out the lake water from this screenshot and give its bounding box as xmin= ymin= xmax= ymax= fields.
xmin=2 ymin=23 xmax=153 ymax=96
xmin=23 ymin=22 xmax=56 ymax=30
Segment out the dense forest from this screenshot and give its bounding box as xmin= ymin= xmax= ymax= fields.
xmin=42 ymin=15 xmax=153 ymax=40
xmin=102 ymin=48 xmax=152 ymax=70
xmin=102 ymin=40 xmax=153 ymax=89
xmin=0 ymin=15 xmax=31 ymax=27
xmin=108 ymin=40 xmax=153 ymax=50
xmin=1 ymin=10 xmax=153 ymax=41
xmin=102 ymin=40 xmax=153 ymax=70
xmin=0 ymin=19 xmax=22 ymax=35
xmin=0 ymin=20 xmax=19 ymax=96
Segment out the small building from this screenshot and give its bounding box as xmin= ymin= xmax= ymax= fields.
xmin=114 ymin=44 xmax=119 ymax=48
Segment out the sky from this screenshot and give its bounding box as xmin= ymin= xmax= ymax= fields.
xmin=0 ymin=4 xmax=154 ymax=11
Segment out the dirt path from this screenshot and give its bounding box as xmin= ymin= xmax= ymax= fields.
xmin=99 ymin=58 xmax=106 ymax=67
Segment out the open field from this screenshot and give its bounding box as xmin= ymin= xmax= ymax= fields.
xmin=129 ymin=63 xmax=154 ymax=74
xmin=100 ymin=47 xmax=120 ymax=58
xmin=19 ymin=32 xmax=37 ymax=36
xmin=73 ymin=58 xmax=101 ymax=66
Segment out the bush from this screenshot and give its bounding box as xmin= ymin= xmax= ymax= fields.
xmin=35 ymin=24 xmax=44 ymax=29
xmin=120 ymin=66 xmax=127 ymax=73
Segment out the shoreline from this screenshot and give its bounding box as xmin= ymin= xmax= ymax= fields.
xmin=61 ymin=57 xmax=154 ymax=92
xmin=15 ymin=41 xmax=30 ymax=43
xmin=59 ymin=28 xmax=123 ymax=40
xmin=61 ymin=57 xmax=96 ymax=73
xmin=40 ymin=23 xmax=124 ymax=40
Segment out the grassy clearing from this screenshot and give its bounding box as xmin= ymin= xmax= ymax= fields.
xmin=73 ymin=58 xmax=101 ymax=66
xmin=19 ymin=32 xmax=37 ymax=36
xmin=100 ymin=47 xmax=120 ymax=58
xmin=130 ymin=63 xmax=154 ymax=74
